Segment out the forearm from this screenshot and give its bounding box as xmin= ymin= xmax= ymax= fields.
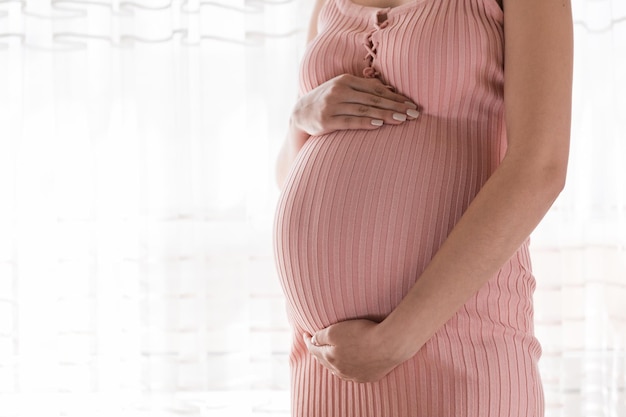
xmin=275 ymin=118 xmax=310 ymax=190
xmin=379 ymin=156 xmax=565 ymax=360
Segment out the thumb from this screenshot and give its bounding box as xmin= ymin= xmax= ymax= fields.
xmin=302 ymin=332 xmax=319 ymax=352
xmin=310 ymin=327 xmax=332 ymax=347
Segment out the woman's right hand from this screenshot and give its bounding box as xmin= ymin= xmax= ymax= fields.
xmin=291 ymin=73 xmax=420 ymax=136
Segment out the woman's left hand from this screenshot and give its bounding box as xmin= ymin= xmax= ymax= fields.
xmin=303 ymin=319 xmax=406 ymax=383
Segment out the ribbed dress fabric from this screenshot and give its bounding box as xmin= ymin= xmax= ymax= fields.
xmin=272 ymin=0 xmax=545 ymax=416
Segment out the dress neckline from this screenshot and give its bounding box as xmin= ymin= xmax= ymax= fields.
xmin=336 ymin=0 xmax=423 ymax=16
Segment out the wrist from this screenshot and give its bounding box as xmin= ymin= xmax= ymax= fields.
xmin=377 ymin=312 xmax=425 ymax=363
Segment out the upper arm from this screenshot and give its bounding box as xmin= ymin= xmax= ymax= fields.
xmin=502 ymin=0 xmax=573 ymax=174
xmin=307 ymin=0 xmax=328 ymax=44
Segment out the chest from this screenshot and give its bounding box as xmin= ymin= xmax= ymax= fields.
xmin=299 ymin=0 xmax=504 ymax=103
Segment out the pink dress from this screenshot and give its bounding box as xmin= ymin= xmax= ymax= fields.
xmin=272 ymin=0 xmax=545 ymax=415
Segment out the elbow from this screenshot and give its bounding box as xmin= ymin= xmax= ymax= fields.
xmin=555 ymin=170 xmax=567 ymax=194
xmin=502 ymin=153 xmax=568 ymax=203
xmin=542 ymin=159 xmax=568 ymax=194
xmin=276 ymin=174 xmax=285 ymax=192
xmin=504 ymin=146 xmax=569 ymax=196
xmin=275 ymin=165 xmax=282 ymax=191
xmin=275 ymin=158 xmax=286 ymax=191
xmin=550 ymin=165 xmax=567 ymax=200
xmin=534 ymin=160 xmax=568 ymax=202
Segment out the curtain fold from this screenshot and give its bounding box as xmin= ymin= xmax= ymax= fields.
xmin=0 ymin=0 xmax=624 ymax=416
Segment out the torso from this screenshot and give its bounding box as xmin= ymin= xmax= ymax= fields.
xmin=279 ymin=0 xmax=509 ymax=328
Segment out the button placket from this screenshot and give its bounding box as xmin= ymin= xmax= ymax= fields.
xmin=362 ymin=9 xmax=395 ymax=91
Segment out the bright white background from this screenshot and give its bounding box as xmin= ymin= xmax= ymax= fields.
xmin=0 ymin=0 xmax=624 ymax=416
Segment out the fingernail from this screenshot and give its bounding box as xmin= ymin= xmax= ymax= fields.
xmin=406 ymin=109 xmax=420 ymax=118
xmin=371 ymin=119 xmax=384 ymax=126
xmin=393 ymin=113 xmax=407 ymax=122
xmin=404 ymin=101 xmax=417 ymax=109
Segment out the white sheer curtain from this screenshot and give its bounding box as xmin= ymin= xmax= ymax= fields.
xmin=0 ymin=0 xmax=623 ymax=416
xmin=0 ymin=1 xmax=307 ymax=415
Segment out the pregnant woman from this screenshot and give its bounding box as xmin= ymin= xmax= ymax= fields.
xmin=273 ymin=0 xmax=572 ymax=415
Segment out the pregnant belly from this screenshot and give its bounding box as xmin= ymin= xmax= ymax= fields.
xmin=272 ymin=120 xmax=497 ymax=334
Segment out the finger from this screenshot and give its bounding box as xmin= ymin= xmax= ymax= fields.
xmin=342 ymin=90 xmax=417 ymax=115
xmin=303 ymin=332 xmax=313 ymax=350
xmin=349 ymin=76 xmax=417 ymax=105
xmin=311 ymin=328 xmax=333 ymax=346
xmin=326 ymin=115 xmax=388 ymax=131
xmin=303 ymin=333 xmax=330 ymax=366
xmin=334 ymin=103 xmax=413 ymax=125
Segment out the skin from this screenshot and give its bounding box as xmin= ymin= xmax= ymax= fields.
xmin=277 ymin=0 xmax=573 ymax=384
